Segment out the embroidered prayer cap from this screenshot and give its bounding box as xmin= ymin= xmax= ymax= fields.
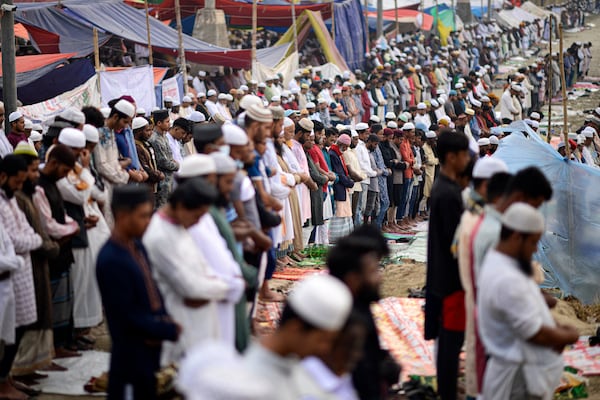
xmin=114 ymin=100 xmax=136 ymax=118
xmin=337 ymin=134 xmax=351 ymax=146
xmin=246 ymin=104 xmax=273 ymax=123
xmin=269 ymin=106 xmax=285 ymax=120
xmin=210 ymin=153 xmax=237 ymax=174
xmin=287 ymin=274 xmax=353 ymax=331
xmin=426 ymin=131 xmax=437 ymax=139
xmin=465 ymin=108 xmax=475 ymax=116
xmin=501 ymin=202 xmax=545 ymax=234
xmin=83 ymin=124 xmax=99 ymax=143
xmin=402 ymin=122 xmax=415 ymax=131
xmin=13 ymin=142 xmax=38 ymax=157
xmin=223 ymin=124 xmax=248 ymax=146
xmin=58 ymin=127 xmax=86 ymax=149
xmin=472 ymin=157 xmax=508 ymax=179
xmin=29 ymin=131 xmax=43 ymax=142
xmin=387 ymin=121 xmax=398 ymax=129
xmin=8 ymin=111 xmax=23 ymax=123
xmin=178 ymin=154 xmax=217 ymax=178
xmin=298 ymin=118 xmax=314 ymax=132
xmin=239 ymin=95 xmax=263 ymax=111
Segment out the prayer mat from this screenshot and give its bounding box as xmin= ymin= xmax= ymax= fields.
xmin=254 ymin=301 xmax=284 ymax=335
xmin=573 ymin=82 xmax=600 ymax=89
xmin=272 ymin=267 xmax=326 ymax=281
xmin=383 ymin=232 xmax=416 ymax=240
xmin=563 ymin=337 xmax=600 ymax=376
xmin=372 ymin=298 xmax=436 ymax=379
xmin=294 ymin=259 xmax=326 ymax=267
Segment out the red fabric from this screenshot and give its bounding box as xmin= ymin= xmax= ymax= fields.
xmin=442 ymin=290 xmax=466 ymax=331
xmin=361 ymin=90 xmax=371 ymax=123
xmin=152 ymin=46 xmax=252 ymax=69
xmin=20 ymin=24 xmax=60 ymax=54
xmin=399 ymin=139 xmax=414 ymax=179
xmin=366 ymin=10 xmax=434 ymax=31
xmin=308 ymin=145 xmax=329 ymax=193
xmin=0 ymin=52 xmax=76 ymax=76
xmin=330 ymin=144 xmax=348 ymax=175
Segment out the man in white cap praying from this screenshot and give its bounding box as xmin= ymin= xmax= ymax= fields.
xmin=205 ymin=90 xmax=219 ymax=118
xmin=500 ymin=84 xmax=523 ymax=124
xmin=414 ymin=102 xmax=431 ymax=129
xmin=478 ymin=203 xmax=579 ymax=400
xmin=7 ymin=111 xmax=26 ymax=149
xmin=581 ymin=126 xmax=599 ymax=166
xmin=244 ymin=274 xmax=353 ymax=400
xmin=179 ymin=95 xmax=193 ymax=119
xmin=193 ymin=71 xmax=208 ymax=95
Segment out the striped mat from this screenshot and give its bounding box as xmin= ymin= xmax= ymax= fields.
xmin=272 ymin=267 xmax=326 ymax=281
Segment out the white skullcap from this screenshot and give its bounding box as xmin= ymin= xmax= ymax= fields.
xmin=356 ymin=122 xmax=369 ymax=131
xmin=332 ymin=89 xmax=342 ymax=95
xmin=335 ymin=124 xmax=345 ymax=132
xmin=223 ymin=124 xmax=248 ymax=146
xmin=136 ymin=107 xmax=146 ymax=116
xmin=465 ymin=108 xmax=475 ymax=116
xmin=287 ymin=275 xmax=352 ymax=331
xmin=187 ymin=111 xmax=206 ymax=123
xmin=530 ymin=120 xmax=540 ymax=128
xmin=29 ymin=131 xmax=43 ymax=142
xmin=306 ymin=102 xmax=316 ymax=109
xmin=385 ymin=111 xmax=396 ymax=120
xmin=218 ymin=93 xmax=228 ymax=100
xmin=472 ymin=157 xmax=508 ymax=179
xmin=178 ymin=154 xmax=217 ymax=178
xmin=210 ymin=153 xmax=237 ymax=174
xmin=402 ymin=122 xmax=415 ymax=130
xmin=350 ymin=130 xmax=358 ymax=137
xmin=114 ymin=100 xmax=136 ymax=118
xmin=207 ymin=89 xmax=217 ymax=97
xmin=387 ymin=121 xmax=398 ymax=129
xmin=32 ymin=123 xmax=43 ymax=131
xmin=431 ymin=99 xmax=439 ymax=107
xmin=471 ymin=99 xmax=482 ymax=107
xmin=182 ymin=96 xmax=192 ymax=103
xmin=595 ymin=107 xmax=600 ymax=115
xmin=132 ymin=117 xmax=149 ymax=131
xmin=239 ymin=95 xmax=263 ymax=110
xmin=60 ymin=107 xmax=86 ymax=125
xmin=58 ymin=127 xmax=86 ymax=148
xmin=283 ymin=117 xmax=294 ymax=128
xmin=529 ymin=111 xmax=541 ymax=120
xmin=240 ymin=85 xmax=249 ymax=91
xmin=164 ymin=96 xmax=173 ymax=102
xmin=582 ymin=126 xmax=596 ymax=138
xmin=438 ymin=97 xmax=446 ymax=105
xmin=226 ymin=94 xmax=233 ymax=102
xmin=369 ymin=115 xmax=381 ymax=123
xmin=477 ymin=137 xmax=491 ymax=146
xmin=8 ymin=111 xmax=23 ymax=123
xmin=197 ymin=92 xmax=206 ymax=98
xmin=271 ymin=96 xmax=281 ymax=103
xmin=246 ymin=104 xmax=273 ymax=123
xmin=489 ymin=135 xmax=500 ymax=145
xmin=24 ymin=119 xmax=33 ymax=130
xmin=198 ymin=70 xmax=207 ymax=77
xmin=426 ymin=131 xmax=437 ymax=139
xmin=577 ymin=135 xmax=586 ymax=145
xmin=455 ymin=83 xmax=464 ymax=89
xmin=100 ymin=107 xmax=111 ymax=119
xmin=13 ymin=142 xmax=38 ymax=157
xmin=501 ymin=202 xmax=545 ymax=234
xmin=82 ymin=124 xmax=99 ymax=143
xmin=510 ymin=84 xmax=523 ymax=92
xmin=417 ymin=102 xmax=427 ymax=110
xmin=480 ymin=96 xmax=491 ymax=102
xmin=257 ymin=82 xmax=266 ymax=88
xmin=317 ymin=98 xmax=327 ymax=104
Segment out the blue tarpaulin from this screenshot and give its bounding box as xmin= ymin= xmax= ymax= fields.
xmin=333 ymin=0 xmax=367 ymax=71
xmin=494 ymin=121 xmax=600 ymax=304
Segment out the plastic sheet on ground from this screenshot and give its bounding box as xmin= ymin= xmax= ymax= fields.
xmin=395 ymin=231 xmax=427 ymax=262
xmin=494 ymin=122 xmax=600 ymax=304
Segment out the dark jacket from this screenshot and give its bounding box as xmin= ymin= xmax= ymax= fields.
xmin=329 ymin=147 xmax=354 ymax=201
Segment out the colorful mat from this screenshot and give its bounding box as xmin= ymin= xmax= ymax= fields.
xmin=563 ymin=337 xmax=600 ymax=376
xmin=383 ymin=232 xmax=416 ymax=240
xmin=372 ymin=297 xmax=436 ymax=379
xmin=272 ymin=267 xmax=326 ymax=281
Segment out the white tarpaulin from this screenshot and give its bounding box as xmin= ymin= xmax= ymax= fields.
xmin=253 ymin=52 xmax=300 ymax=90
xmin=18 ymin=75 xmax=101 ymax=123
xmin=99 ymin=65 xmax=156 ymax=111
xmin=161 ymin=75 xmax=181 ymax=106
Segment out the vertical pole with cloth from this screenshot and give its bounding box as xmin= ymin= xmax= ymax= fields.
xmin=559 ymin=22 xmax=569 ymax=157
xmin=376 ymin=0 xmax=383 ymax=40
xmin=251 ymin=0 xmax=258 ymax=72
xmin=331 ymin=1 xmax=336 ymax=41
xmin=291 ymin=0 xmax=299 ymax=58
xmin=547 ymin=16 xmax=552 ymax=143
xmin=93 ymin=28 xmax=101 ymax=93
xmin=395 ymin=0 xmax=399 ymax=38
xmin=174 ymin=0 xmax=188 ymax=93
xmin=144 ymin=0 xmax=154 ymax=66
xmin=364 ymin=0 xmax=369 ymax=52
xmin=1 ymin=0 xmax=17 ymax=131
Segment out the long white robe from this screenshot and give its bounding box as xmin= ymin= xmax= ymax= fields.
xmin=0 ymin=223 xmax=23 ymax=344
xmin=143 ymin=213 xmax=237 ymax=364
xmin=188 ymin=214 xmax=245 ymax=347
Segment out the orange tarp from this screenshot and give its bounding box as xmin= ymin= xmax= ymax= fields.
xmin=0 ymin=52 xmax=76 ymax=76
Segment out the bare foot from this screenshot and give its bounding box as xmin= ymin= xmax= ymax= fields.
xmin=259 ymin=281 xmax=286 ymax=302
xmin=0 ymin=381 xmax=28 ymax=400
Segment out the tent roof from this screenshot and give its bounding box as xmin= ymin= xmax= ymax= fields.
xmin=103 ymin=66 xmax=169 ymax=85
xmin=366 ymin=10 xmax=434 ymax=31
xmin=0 ymin=52 xmax=76 ymax=76
xmin=152 ymin=0 xmax=332 ymax=27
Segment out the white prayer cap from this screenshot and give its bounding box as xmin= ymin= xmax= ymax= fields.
xmin=32 ymin=123 xmax=43 ymax=131
xmin=223 ymin=124 xmax=248 ymax=146
xmin=257 ymin=82 xmax=266 ymax=88
xmin=350 ymin=130 xmax=358 ymax=137
xmin=164 ymin=96 xmax=173 ymax=102
xmin=8 ymin=111 xmax=23 ymax=123
xmin=387 ymin=121 xmax=398 ymax=129
xmin=529 ymin=111 xmax=541 ymax=120
xmin=472 ymin=157 xmax=508 ymax=179
xmin=402 ymin=122 xmax=415 ymax=130
xmin=187 ymin=111 xmax=206 ymax=123
xmin=317 ymin=98 xmax=327 ymax=104
xmin=114 ymin=100 xmax=136 ymax=118
xmin=431 ymin=99 xmax=439 ymax=107
xmin=198 ymin=70 xmax=207 ymax=77
xmin=132 ymin=117 xmax=149 ymax=131
xmin=281 ymin=90 xmax=291 ymax=98
xmin=60 ymin=107 xmax=86 ymax=125
xmin=100 ymin=107 xmax=111 ymax=119
xmin=594 ymin=107 xmax=600 ymax=115
xmin=178 ymin=154 xmax=217 ymax=178
xmin=271 ymin=95 xmax=281 ymax=103
xmin=332 ymin=88 xmax=342 ymax=95
xmin=246 ymin=104 xmax=273 ymax=123
xmin=182 ymin=95 xmax=192 ymax=103
xmin=477 ymin=137 xmax=490 ymax=146
xmin=385 ymin=111 xmax=396 ymax=120
xmin=58 ymin=127 xmax=86 ymax=148
xmin=356 ymin=122 xmax=369 ymax=131
xmin=239 ymin=95 xmax=262 ymax=110
xmin=306 ymin=102 xmax=316 ymax=109
xmin=240 ymin=85 xmax=249 ymax=91
xmin=465 ymin=108 xmax=475 ymax=116
xmin=218 ymin=93 xmax=227 ymax=100
xmin=136 ymin=107 xmax=146 ymax=115
xmin=29 ymin=131 xmax=43 ymax=142
xmin=83 ymin=124 xmax=99 ymax=143
xmin=501 ymin=202 xmax=545 ymax=234
xmin=530 ymin=120 xmax=540 ymax=128
xmin=197 ymin=92 xmax=206 ymax=98
xmin=291 ymin=87 xmax=300 ymax=94
xmin=426 ymin=131 xmax=437 ymax=139
xmin=458 ymin=78 xmax=466 ymax=84
xmin=489 ymin=135 xmax=500 ymax=145
xmin=369 ymin=115 xmax=381 ymax=123
xmin=577 ymin=135 xmax=586 ymax=145
xmin=471 ymin=99 xmax=482 ymax=108
xmin=210 ymin=153 xmax=237 ymax=174
xmin=417 ymin=103 xmax=427 ymax=110
xmin=249 ymin=79 xmax=258 ymax=85
xmin=335 ymin=124 xmax=346 ymax=132
xmin=455 ymin=83 xmax=464 ymax=89
xmin=283 ymin=117 xmax=294 ymax=128
xmin=437 ymin=97 xmax=446 ymax=105
xmin=24 ymin=119 xmax=33 ymax=130
xmin=287 ymin=275 xmax=352 ymax=331
xmin=343 ymin=70 xmax=351 ymax=79
xmin=226 ymin=94 xmax=233 ymax=102
xmin=582 ymin=126 xmax=596 ymax=138
xmin=510 ymin=84 xmax=523 ymax=92
xmin=207 ymin=89 xmax=217 ymax=97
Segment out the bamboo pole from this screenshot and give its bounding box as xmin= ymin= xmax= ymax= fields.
xmin=93 ymin=28 xmax=100 ymax=70
xmin=547 ymin=16 xmax=552 ymax=143
xmin=252 ymin=0 xmax=258 ymax=71
xmin=144 ymin=0 xmax=154 ymax=66
xmin=331 ymin=2 xmax=336 ymax=41
xmin=291 ymin=1 xmax=298 ymax=58
xmin=174 ymin=0 xmax=188 ymax=93
xmin=364 ymin=0 xmax=369 ymax=52
xmin=395 ymin=0 xmax=399 ymax=37
xmin=559 ymin=22 xmax=569 ymax=157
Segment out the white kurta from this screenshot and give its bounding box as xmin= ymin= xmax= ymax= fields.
xmin=478 ymin=249 xmax=563 ymax=400
xmin=143 ymin=213 xmax=236 ymax=364
xmin=0 ymin=222 xmax=23 ymax=344
xmin=188 ymin=214 xmax=245 ymax=347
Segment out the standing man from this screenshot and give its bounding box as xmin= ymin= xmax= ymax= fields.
xmin=133 ymin=117 xmax=164 ymax=197
xmin=353 ymin=123 xmax=377 ymax=226
xmin=0 ymin=102 xmax=13 ymax=157
xmin=149 ymin=110 xmax=179 ymax=209
xmin=424 ymin=130 xmax=470 ymax=400
xmin=97 ymin=185 xmax=180 ymax=400
xmin=6 ymin=112 xmax=27 ymax=149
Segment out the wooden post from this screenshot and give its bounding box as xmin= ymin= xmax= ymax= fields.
xmin=174 ymin=0 xmax=188 ymax=93
xmin=395 ymin=0 xmax=399 ymax=38
xmin=376 ymin=0 xmax=383 ymax=39
xmin=144 ymin=0 xmax=154 ymax=65
xmin=252 ymin=0 xmax=258 ymax=71
xmin=93 ymin=28 xmax=100 ymax=70
xmin=547 ymin=16 xmax=552 ymax=143
xmin=1 ymin=0 xmax=17 ymax=129
xmin=291 ymin=0 xmax=299 ymax=57
xmin=331 ymin=2 xmax=336 ymax=41
xmin=364 ymin=0 xmax=369 ymax=52
xmin=559 ymin=22 xmax=569 ymax=157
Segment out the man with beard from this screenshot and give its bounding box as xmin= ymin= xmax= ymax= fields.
xmin=424 ymin=130 xmax=470 ymax=400
xmin=7 ymin=112 xmax=27 ymax=149
xmin=150 ymin=109 xmax=179 ymax=209
xmin=478 ymin=203 xmax=578 ymax=400
xmin=32 ymin=145 xmax=80 ymax=359
xmin=133 ymin=117 xmax=164 ymax=199
xmin=0 ymin=155 xmax=42 ymax=400
xmin=327 ymin=224 xmax=401 ymax=400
